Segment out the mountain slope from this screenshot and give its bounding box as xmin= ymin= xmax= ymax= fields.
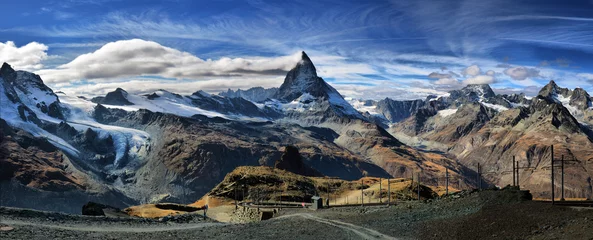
xmin=386 ymin=80 xmax=593 ymax=198
xmin=0 ymin=56 xmax=477 ymax=213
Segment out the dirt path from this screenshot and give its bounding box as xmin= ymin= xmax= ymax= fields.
xmin=0 ymin=219 xmax=226 ymax=233
xmin=277 ymin=213 xmax=397 ymax=240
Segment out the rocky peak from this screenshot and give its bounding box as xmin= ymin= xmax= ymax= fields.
xmin=1 ymin=62 xmax=16 ymax=78
xmin=91 ymin=88 xmax=134 ymax=106
xmin=529 ymin=96 xmax=582 ymax=133
xmin=538 ymin=80 xmax=571 ymax=99
xmin=569 ymin=88 xmax=592 ymax=110
xmin=463 ymin=84 xmax=496 ymax=98
xmin=191 ymin=90 xmax=211 ymax=98
xmin=273 ymin=51 xmax=325 ymax=102
xmin=449 ymin=84 xmax=495 ymax=103
xmin=274 ymin=145 xmax=323 ymax=177
xmin=272 ymin=51 xmax=363 ymax=119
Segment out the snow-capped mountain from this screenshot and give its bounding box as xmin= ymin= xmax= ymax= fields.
xmin=268 ymin=51 xmax=363 ymax=122
xmin=90 ymin=87 xmax=277 ymax=121
xmin=219 ymin=87 xmax=278 ymax=103
xmin=349 ymin=84 xmax=533 ymax=126
xmin=0 ymin=54 xmax=472 ymax=214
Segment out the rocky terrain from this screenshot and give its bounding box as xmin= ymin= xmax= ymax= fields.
xmin=377 ymin=82 xmax=593 ymax=199
xmin=1 ymin=52 xmax=470 ymax=213
xmin=1 ymin=188 xmax=592 ymax=240
xmin=4 ymin=49 xmax=592 ymax=215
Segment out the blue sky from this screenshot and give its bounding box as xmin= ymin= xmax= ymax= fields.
xmin=1 ymin=0 xmax=593 ymax=100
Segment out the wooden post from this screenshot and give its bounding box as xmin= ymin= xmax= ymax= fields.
xmin=235 ymin=186 xmax=238 ymax=210
xmin=551 ymin=145 xmax=555 ymax=205
xmin=561 ymin=155 xmax=565 ymax=201
xmin=327 ymin=181 xmax=330 ymax=208
xmin=445 ymin=168 xmax=449 ymax=196
xmin=513 ymin=156 xmax=516 ymax=186
xmin=387 ymin=178 xmax=391 ymax=206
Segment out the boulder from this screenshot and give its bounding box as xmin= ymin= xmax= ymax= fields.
xmin=82 ymin=202 xmax=120 ymax=216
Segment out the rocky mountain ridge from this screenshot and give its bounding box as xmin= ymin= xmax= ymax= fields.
xmin=386 ymin=80 xmax=593 ymax=198
xmin=0 ymin=54 xmax=473 ymax=213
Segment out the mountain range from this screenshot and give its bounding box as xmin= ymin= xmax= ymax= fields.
xmin=1 ymin=52 xmax=591 ymax=213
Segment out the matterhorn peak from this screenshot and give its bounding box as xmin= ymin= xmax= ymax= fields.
xmin=273 ymin=51 xmax=323 ymax=102
xmin=295 ymin=51 xmax=317 ymax=78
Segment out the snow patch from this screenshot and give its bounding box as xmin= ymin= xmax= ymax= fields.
xmin=348 ymin=99 xmax=379 ymax=115
xmin=481 ymin=102 xmax=509 ymax=112
xmin=555 ymin=94 xmax=582 ymax=117
xmin=437 ymin=108 xmax=458 ymax=117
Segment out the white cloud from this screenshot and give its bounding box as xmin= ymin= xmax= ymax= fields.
xmin=462 ymin=65 xmax=481 ymax=77
xmin=0 ymin=41 xmax=48 ymax=70
xmin=503 ymin=66 xmax=540 ymax=80
xmin=463 ymin=75 xmax=496 ymax=85
xmin=36 ymin=39 xmax=303 ymax=84
xmin=577 ymin=73 xmax=593 ymax=80
xmin=434 ymin=77 xmax=461 ymax=85
xmin=428 ymin=72 xmax=451 ymax=79
xmin=486 ymin=70 xmax=495 ymax=76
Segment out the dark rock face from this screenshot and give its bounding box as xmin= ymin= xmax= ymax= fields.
xmin=274 ymin=146 xmax=323 ymax=177
xmin=449 ymin=84 xmax=496 ymax=104
xmin=189 ymin=91 xmax=279 ymax=119
xmin=538 ymin=80 xmax=571 ymax=100
xmin=375 ymin=98 xmax=425 ymax=123
xmin=82 ymin=202 xmax=120 ymax=216
xmin=502 ymin=93 xmax=531 ymax=106
xmin=220 ymin=87 xmax=278 ymax=103
xmin=570 ymin=88 xmax=592 ymax=110
xmin=529 ymin=97 xmax=582 ymax=134
xmin=145 ymin=92 xmax=160 ymax=100
xmin=91 ymin=88 xmax=134 ymax=106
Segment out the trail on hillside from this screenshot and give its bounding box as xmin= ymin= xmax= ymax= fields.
xmin=277 ymin=213 xmax=397 ymax=240
xmin=0 ymin=219 xmax=226 ymax=233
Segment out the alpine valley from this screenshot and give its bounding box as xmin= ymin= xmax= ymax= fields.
xmin=1 ymin=52 xmax=591 ymax=214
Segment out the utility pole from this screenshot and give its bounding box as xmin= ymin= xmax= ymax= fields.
xmin=561 ymin=155 xmax=565 ymax=201
xmin=445 ymin=168 xmax=449 ymax=196
xmin=379 ymin=178 xmax=382 ymax=204
xmin=327 ymin=181 xmax=330 ymax=208
xmin=387 ymin=178 xmax=391 ymax=206
xmin=513 ymin=155 xmax=516 ymax=186
xmin=361 ymin=179 xmax=364 ymax=207
xmin=516 ymin=160 xmax=520 ymax=189
xmin=551 ymin=145 xmax=555 ymax=205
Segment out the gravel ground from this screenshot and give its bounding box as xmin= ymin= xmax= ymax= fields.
xmin=1 ymin=189 xmax=592 ymax=240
